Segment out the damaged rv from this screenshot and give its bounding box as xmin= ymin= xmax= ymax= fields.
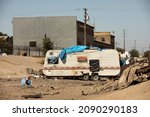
xmin=43 ymin=46 xmax=120 ymax=81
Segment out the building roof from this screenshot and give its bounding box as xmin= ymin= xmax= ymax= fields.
xmin=94 ymin=32 xmax=115 ymax=36
xmin=77 ymin=20 xmax=94 ymax=28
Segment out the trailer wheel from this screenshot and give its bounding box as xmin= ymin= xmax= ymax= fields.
xmin=91 ymin=74 xmax=99 ymax=81
xmin=82 ymin=74 xmax=89 ymax=81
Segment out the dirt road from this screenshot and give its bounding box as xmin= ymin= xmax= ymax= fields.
xmin=0 ymin=76 xmax=150 ymax=100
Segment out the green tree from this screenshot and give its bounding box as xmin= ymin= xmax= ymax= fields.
xmin=0 ymin=32 xmax=13 ymax=54
xmin=129 ymin=49 xmax=139 ymax=57
xmin=143 ymin=50 xmax=150 ymax=57
xmin=116 ymin=47 xmax=125 ymax=53
xmin=2 ymin=42 xmax=11 ymax=54
xmin=43 ymin=37 xmax=54 ymax=55
xmin=0 ymin=32 xmax=7 ymax=36
xmin=0 ymin=32 xmax=3 ymax=36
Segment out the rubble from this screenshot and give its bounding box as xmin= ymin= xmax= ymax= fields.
xmin=26 ymin=68 xmax=46 ymax=79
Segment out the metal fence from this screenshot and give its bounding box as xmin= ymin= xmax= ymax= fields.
xmin=13 ymin=45 xmax=44 ymax=57
xmin=13 ymin=45 xmax=63 ymax=57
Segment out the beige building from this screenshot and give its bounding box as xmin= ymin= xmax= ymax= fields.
xmin=94 ymin=32 xmax=115 ymax=49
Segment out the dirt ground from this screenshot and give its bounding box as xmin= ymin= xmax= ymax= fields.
xmin=0 ymin=55 xmax=150 ymax=100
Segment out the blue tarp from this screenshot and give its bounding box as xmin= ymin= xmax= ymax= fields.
xmin=59 ymin=45 xmax=103 ymax=63
xmin=59 ymin=45 xmax=89 ymax=63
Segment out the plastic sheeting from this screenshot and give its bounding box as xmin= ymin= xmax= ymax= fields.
xmin=20 ymin=77 xmax=32 ymax=87
xmin=58 ymin=45 xmax=103 ymax=63
xmin=59 ymin=45 xmax=89 ymax=63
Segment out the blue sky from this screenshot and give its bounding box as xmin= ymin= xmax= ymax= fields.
xmin=0 ymin=0 xmax=150 ymax=52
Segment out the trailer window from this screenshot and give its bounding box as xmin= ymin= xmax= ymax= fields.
xmin=47 ymin=52 xmax=58 ymax=64
xmin=47 ymin=56 xmax=58 ymax=64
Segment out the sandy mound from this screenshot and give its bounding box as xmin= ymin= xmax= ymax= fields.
xmin=0 ymin=55 xmax=43 ymax=77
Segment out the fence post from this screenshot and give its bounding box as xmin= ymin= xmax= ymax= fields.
xmin=18 ymin=46 xmax=20 ymax=55
xmin=28 ymin=46 xmax=30 ymax=56
xmin=39 ymin=48 xmax=40 ymax=57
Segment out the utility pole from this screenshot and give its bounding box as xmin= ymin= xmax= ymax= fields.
xmin=134 ymin=40 xmax=136 ymax=49
xmin=115 ymin=41 xmax=117 ymax=49
xmin=123 ymin=29 xmax=125 ymax=51
xmin=83 ymin=8 xmax=89 ymax=46
xmin=93 ymin=17 xmax=96 ymax=32
xmin=149 ymin=43 xmax=150 ymax=50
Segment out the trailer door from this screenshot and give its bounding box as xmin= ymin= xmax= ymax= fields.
xmin=89 ymin=59 xmax=100 ymax=72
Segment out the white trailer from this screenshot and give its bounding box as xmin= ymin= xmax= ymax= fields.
xmin=43 ymin=49 xmax=120 ymax=80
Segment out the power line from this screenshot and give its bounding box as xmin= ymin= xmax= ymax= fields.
xmin=84 ymin=7 xmax=150 ymax=11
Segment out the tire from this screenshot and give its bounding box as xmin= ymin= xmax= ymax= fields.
xmin=82 ymin=74 xmax=89 ymax=81
xmin=91 ymin=74 xmax=99 ymax=81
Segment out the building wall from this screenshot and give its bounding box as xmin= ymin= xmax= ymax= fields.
xmin=110 ymin=35 xmax=115 ymax=49
xmin=94 ymin=32 xmax=115 ymax=49
xmin=77 ymin=21 xmax=94 ymax=46
xmin=13 ymin=16 xmax=77 ymax=56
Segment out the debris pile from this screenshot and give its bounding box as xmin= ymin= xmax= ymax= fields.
xmin=26 ymin=68 xmax=45 ymax=78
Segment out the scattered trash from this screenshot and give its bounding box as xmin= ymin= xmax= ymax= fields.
xmin=26 ymin=68 xmax=45 ymax=78
xmin=26 ymin=68 xmax=34 ymax=74
xmin=50 ymin=86 xmax=55 ymax=90
xmin=50 ymin=92 xmax=60 ymax=95
xmin=21 ymin=93 xmax=42 ymax=99
xmin=54 ymin=78 xmax=58 ymax=81
xmin=20 ymin=76 xmax=32 ymax=88
xmin=81 ymin=91 xmax=88 ymax=96
xmin=2 ymin=53 xmax=7 ymax=56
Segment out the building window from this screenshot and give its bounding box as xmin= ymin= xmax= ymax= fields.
xmin=101 ymin=38 xmax=105 ymax=42
xmin=29 ymin=41 xmax=36 ymax=47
